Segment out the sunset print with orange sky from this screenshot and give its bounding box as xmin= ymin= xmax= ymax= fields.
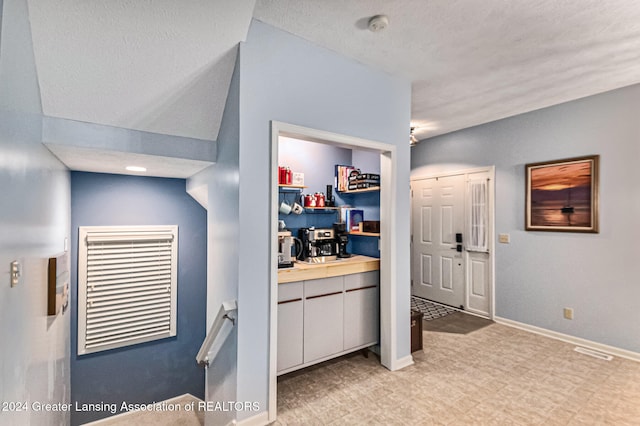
xmin=529 ymin=160 xmax=593 ymax=227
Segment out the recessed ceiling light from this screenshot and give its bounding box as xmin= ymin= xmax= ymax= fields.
xmin=125 ymin=166 xmax=147 ymax=172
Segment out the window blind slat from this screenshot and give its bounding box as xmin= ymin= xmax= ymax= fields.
xmin=88 ymin=281 xmax=171 ymax=297
xmin=85 ymin=329 xmax=169 ymax=349
xmin=87 ymin=299 xmax=171 ymax=316
xmin=87 ymin=306 xmax=171 ymax=326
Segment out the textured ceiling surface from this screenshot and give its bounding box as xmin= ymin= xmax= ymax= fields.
xmin=28 ymin=0 xmax=256 ymax=141
xmin=23 ymin=0 xmax=640 ymax=169
xmin=254 ymin=0 xmax=640 ymax=140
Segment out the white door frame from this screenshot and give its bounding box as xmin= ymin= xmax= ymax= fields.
xmin=269 ymin=121 xmax=400 ymax=422
xmin=411 ymin=166 xmax=495 ymax=319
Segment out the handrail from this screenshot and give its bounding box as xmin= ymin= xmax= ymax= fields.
xmin=196 ymin=300 xmax=237 ymax=368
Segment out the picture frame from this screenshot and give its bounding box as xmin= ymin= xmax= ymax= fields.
xmin=48 ymin=252 xmax=70 ymax=315
xmin=525 ymin=155 xmax=599 ymax=233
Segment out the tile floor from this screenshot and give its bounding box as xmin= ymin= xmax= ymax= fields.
xmin=276 ymin=321 xmax=640 ymax=425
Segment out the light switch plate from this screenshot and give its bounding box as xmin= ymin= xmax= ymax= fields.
xmin=498 ymin=233 xmax=510 ymax=244
xmin=10 ymin=260 xmax=21 ymax=287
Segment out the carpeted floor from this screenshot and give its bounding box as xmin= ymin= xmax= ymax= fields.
xmin=411 ymin=296 xmax=456 ymax=320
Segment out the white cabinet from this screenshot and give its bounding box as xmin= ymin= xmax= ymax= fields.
xmin=277 ymin=271 xmax=379 ymax=375
xmin=277 ymin=282 xmax=303 ymax=372
xmin=303 ymin=276 xmax=344 ymax=363
xmin=344 ymin=271 xmax=379 ymax=350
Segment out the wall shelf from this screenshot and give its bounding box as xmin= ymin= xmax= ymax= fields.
xmin=348 ymin=231 xmax=380 ymax=237
xmin=338 ymin=187 xmax=380 ymax=194
xmin=304 ymin=207 xmax=341 ymax=214
xmin=279 ymin=184 xmax=307 ymax=191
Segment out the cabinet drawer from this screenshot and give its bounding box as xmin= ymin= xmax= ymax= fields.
xmin=304 ymin=276 xmax=343 ymax=298
xmin=278 ymin=281 xmax=303 ymax=303
xmin=344 ymin=270 xmax=379 ymax=291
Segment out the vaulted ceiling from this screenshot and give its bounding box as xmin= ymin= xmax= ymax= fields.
xmin=25 ymin=0 xmax=640 ymax=146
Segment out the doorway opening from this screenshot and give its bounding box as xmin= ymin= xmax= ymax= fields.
xmin=268 ymin=122 xmax=401 ymax=422
xmin=410 ymin=167 xmax=495 ymax=320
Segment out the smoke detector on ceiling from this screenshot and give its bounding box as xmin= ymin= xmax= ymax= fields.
xmin=368 ymin=15 xmax=389 ymax=32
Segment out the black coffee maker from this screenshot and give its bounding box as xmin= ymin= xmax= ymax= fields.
xmin=333 ymin=222 xmax=351 ymax=258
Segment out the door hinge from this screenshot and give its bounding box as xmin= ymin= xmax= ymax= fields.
xmin=411 ymin=280 xmax=414 ymax=287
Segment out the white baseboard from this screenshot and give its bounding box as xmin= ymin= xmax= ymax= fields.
xmin=231 ymin=411 xmax=270 ymax=426
xmin=389 ymin=354 xmax=414 ymax=371
xmin=85 ymin=393 xmax=201 ymax=425
xmin=494 ymin=316 xmax=640 ymax=363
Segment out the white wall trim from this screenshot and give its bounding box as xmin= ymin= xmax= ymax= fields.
xmin=268 ymin=121 xmax=399 ymax=424
xmin=83 ymin=394 xmax=202 ymax=425
xmin=495 ymin=316 xmax=640 ymax=363
xmin=411 ymin=166 xmax=495 ymax=182
xmin=231 ymin=411 xmax=270 ymax=426
xmin=410 ymin=166 xmax=496 ymax=320
xmin=389 ymin=354 xmax=415 ymax=371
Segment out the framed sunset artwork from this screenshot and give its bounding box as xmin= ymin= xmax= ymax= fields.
xmin=525 ymin=155 xmax=599 ymax=233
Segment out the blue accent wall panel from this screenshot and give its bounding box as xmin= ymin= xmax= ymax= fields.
xmin=70 ymin=172 xmax=206 ymax=425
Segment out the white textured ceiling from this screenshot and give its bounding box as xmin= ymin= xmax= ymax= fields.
xmin=254 ymin=0 xmax=640 ymax=140
xmin=28 ymin=0 xmax=256 ymax=141
xmin=24 ymin=0 xmax=640 ymax=152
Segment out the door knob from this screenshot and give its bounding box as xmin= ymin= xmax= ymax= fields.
xmin=450 ymin=244 xmax=463 ymax=252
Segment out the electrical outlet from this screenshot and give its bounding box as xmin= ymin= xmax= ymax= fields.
xmin=563 ymin=307 xmax=574 ymax=320
xmin=498 ymin=233 xmax=510 ymax=244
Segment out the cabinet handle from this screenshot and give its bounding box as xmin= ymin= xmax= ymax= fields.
xmin=306 ymin=291 xmax=343 ymax=300
xmin=346 ymin=285 xmax=377 ymax=293
xmin=278 ymin=298 xmax=302 ymax=305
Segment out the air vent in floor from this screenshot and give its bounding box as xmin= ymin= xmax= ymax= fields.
xmin=574 ymin=346 xmax=613 ymax=361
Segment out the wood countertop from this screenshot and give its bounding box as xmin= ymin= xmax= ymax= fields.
xmin=278 ymin=255 xmax=380 ymax=284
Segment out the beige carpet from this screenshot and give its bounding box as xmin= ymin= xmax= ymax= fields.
xmin=91 ymin=394 xmax=204 ymax=426
xmin=276 ymin=322 xmax=640 ymax=425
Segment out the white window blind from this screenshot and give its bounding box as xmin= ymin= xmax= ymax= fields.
xmin=467 ymin=179 xmax=489 ymax=252
xmin=78 ymin=226 xmax=178 ymax=355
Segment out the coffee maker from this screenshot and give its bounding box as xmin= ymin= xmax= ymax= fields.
xmin=298 ymin=227 xmax=338 ymax=262
xmin=278 ymin=231 xmax=301 ymax=268
xmin=333 ymin=222 xmax=351 ymax=258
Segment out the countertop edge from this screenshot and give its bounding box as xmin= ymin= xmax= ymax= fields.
xmin=278 ymin=256 xmax=380 ymax=284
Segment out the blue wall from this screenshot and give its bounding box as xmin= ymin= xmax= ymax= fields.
xmin=278 ymin=137 xmax=381 ymax=258
xmin=70 ymin=172 xmax=206 ymax=425
xmin=411 ymin=83 xmax=640 ymax=353
xmin=232 ymin=20 xmax=411 ymax=420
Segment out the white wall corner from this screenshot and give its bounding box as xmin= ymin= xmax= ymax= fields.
xmin=389 ymin=354 xmax=414 ymax=371
xmin=187 ymin=182 xmax=209 ymax=209
xmin=230 ymin=410 xmax=270 ymax=426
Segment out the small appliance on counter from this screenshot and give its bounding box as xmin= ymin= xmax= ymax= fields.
xmin=278 ymin=231 xmax=302 ymax=268
xmin=298 ymin=227 xmax=338 ymax=262
xmin=333 ymin=222 xmax=351 ymax=258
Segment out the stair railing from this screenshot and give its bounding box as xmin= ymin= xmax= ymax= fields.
xmin=196 ymin=300 xmax=237 ymax=368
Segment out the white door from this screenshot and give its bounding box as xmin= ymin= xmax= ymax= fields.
xmin=411 ymin=175 xmax=465 ymax=308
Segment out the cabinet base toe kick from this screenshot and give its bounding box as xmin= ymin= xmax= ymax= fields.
xmin=277 ymin=342 xmax=377 ymax=376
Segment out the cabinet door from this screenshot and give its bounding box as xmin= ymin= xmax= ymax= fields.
xmin=303 ymin=277 xmax=344 ymax=363
xmin=278 ymin=282 xmax=304 ymax=373
xmin=277 ymin=300 xmax=303 ymax=372
xmin=344 ymin=272 xmax=379 ymax=350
